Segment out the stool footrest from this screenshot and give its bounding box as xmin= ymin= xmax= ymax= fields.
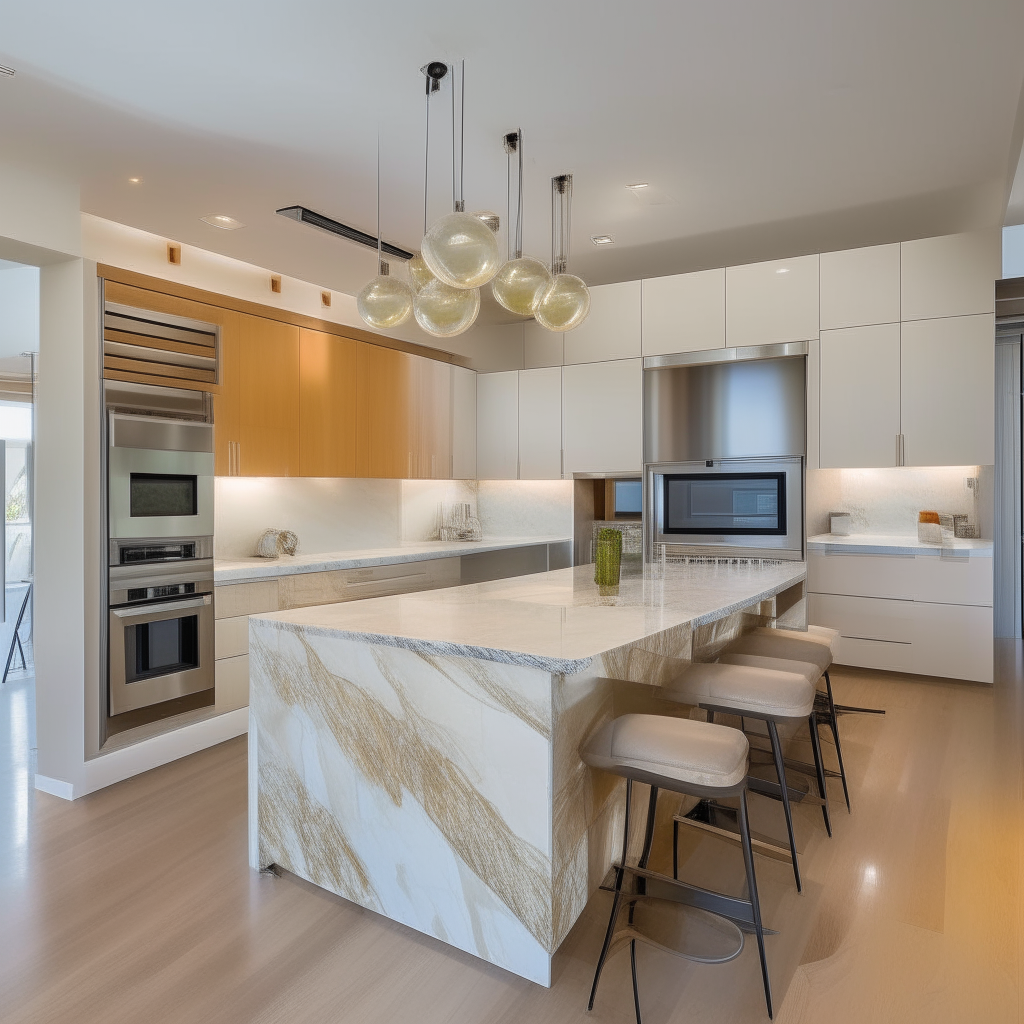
xmin=605 ymin=861 xmax=778 ymax=934
xmin=674 ymin=800 xmax=794 ymax=862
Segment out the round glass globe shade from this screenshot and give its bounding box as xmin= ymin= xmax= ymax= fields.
xmin=408 ymin=254 xmax=435 ymax=293
xmin=357 ymin=275 xmax=413 ymax=329
xmin=421 ymin=211 xmax=501 ymax=289
xmin=491 ymin=257 xmax=553 ymax=316
xmin=534 ymin=274 xmax=591 ymax=331
xmin=413 ymin=278 xmax=480 ymax=337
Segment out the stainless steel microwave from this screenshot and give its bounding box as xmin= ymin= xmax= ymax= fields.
xmin=108 ymin=413 xmax=214 ymax=542
xmin=646 ymin=457 xmax=804 ymax=560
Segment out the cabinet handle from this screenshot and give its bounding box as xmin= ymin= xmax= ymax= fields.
xmin=899 ymin=433 xmax=905 ymax=466
xmin=228 ymin=440 xmax=241 ymax=476
xmin=896 ymin=434 xmax=900 ymax=467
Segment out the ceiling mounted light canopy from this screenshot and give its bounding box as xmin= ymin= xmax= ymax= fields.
xmin=491 ymin=130 xmax=552 ymax=317
xmin=419 ymin=60 xmax=500 ymax=292
xmin=357 ymin=140 xmax=413 ymax=330
xmin=535 ymin=174 xmax=591 ymax=332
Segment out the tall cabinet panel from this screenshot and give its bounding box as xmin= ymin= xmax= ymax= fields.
xmin=819 ymin=324 xmax=901 ymax=468
xmin=236 ymin=313 xmax=301 ymax=477
xmin=900 ymin=314 xmax=995 ymax=467
xmin=725 ymin=255 xmax=819 ymax=347
xmin=562 ymin=358 xmax=642 ymax=475
xmin=298 ymin=329 xmax=360 ymax=477
xmin=562 ymin=281 xmax=642 ymax=364
xmin=476 ymin=371 xmax=519 ymax=479
xmin=518 ymin=367 xmax=563 ymax=480
xmin=415 ymin=355 xmax=452 ymax=478
xmin=365 ymin=345 xmax=414 ymax=478
xmin=451 ymin=366 xmax=477 ymax=480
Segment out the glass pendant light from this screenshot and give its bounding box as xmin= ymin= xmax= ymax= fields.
xmin=357 ymin=139 xmax=413 ymax=330
xmin=413 ymin=276 xmax=480 ymax=336
xmin=420 ymin=60 xmax=501 ymax=290
xmin=535 ymin=173 xmax=591 ymax=331
xmin=492 ymin=130 xmax=552 ymax=316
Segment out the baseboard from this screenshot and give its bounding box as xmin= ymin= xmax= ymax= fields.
xmin=34 ymin=774 xmax=76 ymax=801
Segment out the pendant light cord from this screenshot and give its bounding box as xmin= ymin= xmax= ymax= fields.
xmin=376 ymin=135 xmax=383 ymax=274
xmin=423 ymin=81 xmax=430 ymax=235
xmin=451 ymin=59 xmax=466 ymax=212
xmin=516 ymin=128 xmax=524 ymax=259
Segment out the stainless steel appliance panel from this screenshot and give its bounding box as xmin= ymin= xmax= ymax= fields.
xmin=644 ymin=356 xmax=806 ymax=463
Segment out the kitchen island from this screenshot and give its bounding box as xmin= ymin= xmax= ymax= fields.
xmin=248 ymin=559 xmax=806 ymax=985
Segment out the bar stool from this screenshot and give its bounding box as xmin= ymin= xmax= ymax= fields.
xmin=582 ymin=713 xmax=774 ymax=1021
xmin=723 ymin=631 xmax=854 ymax=811
xmin=662 ymin=661 xmax=829 ymax=894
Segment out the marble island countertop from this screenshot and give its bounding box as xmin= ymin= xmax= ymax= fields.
xmin=252 ymin=559 xmax=806 ymax=674
xmin=214 ymin=535 xmax=570 ymax=583
xmin=807 ymin=533 xmax=993 ymax=557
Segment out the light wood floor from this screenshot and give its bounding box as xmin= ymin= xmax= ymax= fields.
xmin=1 ymin=646 xmax=1022 ymax=1024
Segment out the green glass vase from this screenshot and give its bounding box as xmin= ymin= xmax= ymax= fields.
xmin=594 ymin=527 xmax=623 ymax=587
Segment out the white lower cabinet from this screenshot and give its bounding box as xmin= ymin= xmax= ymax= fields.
xmin=518 ymin=366 xmax=563 ymax=479
xmin=562 ymin=358 xmax=643 ymax=475
xmin=807 ymin=551 xmax=993 ymax=683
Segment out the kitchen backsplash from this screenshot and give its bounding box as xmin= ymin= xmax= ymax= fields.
xmin=806 ymin=466 xmax=990 ymax=537
xmin=215 ymin=476 xmax=574 ymax=558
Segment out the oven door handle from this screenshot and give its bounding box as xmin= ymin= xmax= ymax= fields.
xmin=111 ymin=594 xmax=212 ymax=619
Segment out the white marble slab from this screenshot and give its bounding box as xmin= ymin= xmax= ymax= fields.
xmin=252 ymin=560 xmax=807 ymax=674
xmin=807 ymin=533 xmax=993 ymax=558
xmin=214 ymin=535 xmax=570 ymax=583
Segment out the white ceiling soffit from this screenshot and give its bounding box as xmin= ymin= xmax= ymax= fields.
xmin=0 ymin=0 xmax=1023 ymax=308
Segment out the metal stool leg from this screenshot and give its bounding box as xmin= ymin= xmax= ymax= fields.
xmin=807 ymin=712 xmax=832 ymax=837
xmin=821 ymin=671 xmax=851 ymax=812
xmin=739 ymin=789 xmax=773 ymax=1019
xmin=766 ymin=720 xmax=801 ymax=892
xmin=589 ymin=778 xmax=633 ymax=1011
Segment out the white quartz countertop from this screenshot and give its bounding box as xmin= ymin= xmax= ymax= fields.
xmin=214 ymin=535 xmax=571 ymax=583
xmin=807 ymin=533 xmax=993 ymax=557
xmin=251 ymin=560 xmax=806 ymax=674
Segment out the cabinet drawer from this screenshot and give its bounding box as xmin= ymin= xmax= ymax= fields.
xmin=215 ymin=614 xmax=250 ymax=659
xmin=807 ymin=552 xmax=914 ymax=600
xmin=911 ymin=555 xmax=992 ymax=607
xmin=215 ymin=654 xmax=249 ymax=712
xmin=214 ymin=580 xmax=281 ymax=619
xmin=912 ymin=602 xmax=993 ymax=683
xmin=832 ymin=636 xmax=916 ymax=674
xmin=807 ymin=593 xmax=916 ymax=643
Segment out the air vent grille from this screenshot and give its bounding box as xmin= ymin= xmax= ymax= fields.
xmin=103 ymin=302 xmax=219 ymax=389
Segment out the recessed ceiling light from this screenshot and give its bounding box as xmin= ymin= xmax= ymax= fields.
xmin=625 ymin=182 xmax=649 ymax=191
xmin=776 ymin=267 xmax=790 ymax=274
xmin=128 ymin=177 xmax=142 ymax=184
xmin=591 ymin=234 xmax=615 ymax=245
xmin=201 ymin=214 xmax=244 ymax=230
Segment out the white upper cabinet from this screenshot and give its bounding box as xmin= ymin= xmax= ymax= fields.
xmin=562 ymin=358 xmax=642 ymax=475
xmin=900 ymin=230 xmax=999 ymax=321
xmin=518 ymin=367 xmax=563 ymax=479
xmin=819 ymin=244 xmax=900 ymax=330
xmin=563 ymin=280 xmax=641 ymax=365
xmin=819 ymin=324 xmax=902 ymax=468
xmin=641 ymin=268 xmax=726 ymax=356
xmin=725 ymin=254 xmax=819 ymax=347
xmin=451 ymin=366 xmax=477 ymax=480
xmin=523 ymin=321 xmax=563 ymax=368
xmin=900 ymin=314 xmax=995 ymax=467
xmin=476 ymin=371 xmax=519 ymax=480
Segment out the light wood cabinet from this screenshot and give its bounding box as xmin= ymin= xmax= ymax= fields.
xmin=819 ymin=243 xmax=900 ymax=330
xmin=725 ymin=255 xmax=819 ymax=347
xmin=476 ymin=371 xmax=519 ymax=479
xmin=900 ymin=230 xmax=999 ymax=321
xmin=298 ymin=328 xmax=361 ymax=477
xmin=642 ymin=269 xmax=726 ymax=355
xmin=414 ymin=356 xmax=452 ymax=479
xmin=819 ymin=324 xmax=902 ymax=468
xmin=900 ymin=314 xmax=995 ymax=467
xmin=562 ymin=358 xmax=642 ymax=475
xmin=563 ymin=281 xmax=642 ymax=364
xmin=451 ymin=366 xmax=477 ymax=479
xmin=518 ymin=367 xmax=563 ymax=479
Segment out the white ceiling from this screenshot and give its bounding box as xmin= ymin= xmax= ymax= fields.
xmin=1 ymin=0 xmax=1023 ymax=329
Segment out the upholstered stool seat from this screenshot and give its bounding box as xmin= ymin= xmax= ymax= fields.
xmin=666 ymin=661 xmax=815 ymax=719
xmin=751 ymin=624 xmax=838 ymax=651
xmin=727 ymin=633 xmax=833 ymax=674
xmin=581 ymin=714 xmax=773 ymax=1021
xmin=584 ymin=714 xmax=749 ymax=791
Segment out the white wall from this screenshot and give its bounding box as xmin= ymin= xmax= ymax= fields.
xmin=0 ymin=266 xmax=40 ymax=357
xmin=1003 ymin=224 xmax=1024 ymax=278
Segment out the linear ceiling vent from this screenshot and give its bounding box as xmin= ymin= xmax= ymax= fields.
xmin=103 ymin=302 xmax=219 ymax=390
xmin=276 ymin=205 xmax=416 ymax=261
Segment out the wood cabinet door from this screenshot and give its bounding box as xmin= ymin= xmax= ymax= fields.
xmin=900 ymin=314 xmax=995 ymax=467
xmin=298 ymin=329 xmax=360 ymax=477
xmin=365 ymin=345 xmax=414 ymax=478
xmin=236 ymin=313 xmax=300 ymax=476
xmin=819 ymin=324 xmax=901 ymax=468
